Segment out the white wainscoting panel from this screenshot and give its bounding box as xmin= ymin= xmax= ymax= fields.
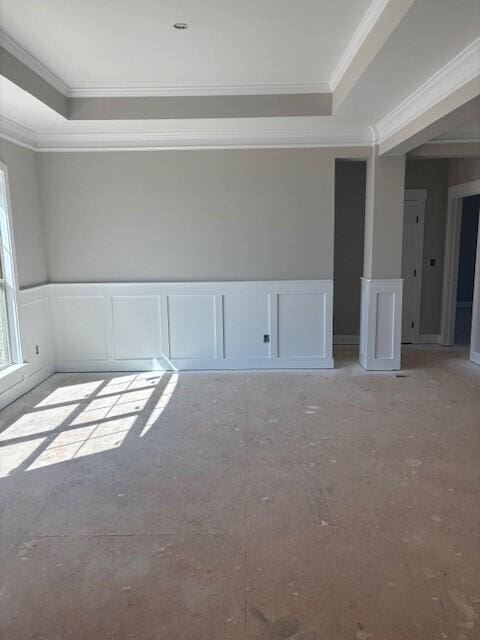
xmin=278 ymin=292 xmax=329 ymax=358
xmin=359 ymin=278 xmax=403 ymax=371
xmin=52 ymin=294 xmax=109 ymax=362
xmin=0 ymin=286 xmax=55 ymax=410
xmin=49 ymin=280 xmax=333 ymax=371
xmin=113 ymin=296 xmax=162 ymax=360
xmin=223 ymin=293 xmax=271 ymax=360
xmin=166 ymin=294 xmax=216 ymax=360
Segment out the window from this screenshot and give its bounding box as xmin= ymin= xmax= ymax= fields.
xmin=0 ymin=162 xmax=21 ymax=371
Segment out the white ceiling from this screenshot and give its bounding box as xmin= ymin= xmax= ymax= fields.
xmin=335 ymin=0 xmax=480 ymax=125
xmin=0 ymin=0 xmax=479 ymax=149
xmin=0 ymin=0 xmax=371 ymax=90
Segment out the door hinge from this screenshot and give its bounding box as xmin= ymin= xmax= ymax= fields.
xmin=413 ymin=269 xmax=417 ymax=277
xmin=411 ymin=321 xmax=415 ymax=329
xmin=416 ymin=216 xmax=419 ymax=223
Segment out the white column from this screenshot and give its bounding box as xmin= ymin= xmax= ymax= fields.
xmin=360 ymin=149 xmax=406 ymax=370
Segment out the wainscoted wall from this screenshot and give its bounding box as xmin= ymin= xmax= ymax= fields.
xmin=359 ymin=278 xmax=403 ymax=371
xmin=0 ymin=286 xmax=55 ymax=410
xmin=0 ymin=279 xmax=333 ymax=408
xmin=50 ymin=280 xmax=333 ymax=371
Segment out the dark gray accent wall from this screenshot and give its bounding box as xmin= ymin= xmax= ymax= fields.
xmin=333 ymin=160 xmax=366 ymax=336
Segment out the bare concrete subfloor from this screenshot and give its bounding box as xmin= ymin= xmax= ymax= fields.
xmin=0 ymin=346 xmax=479 ymax=640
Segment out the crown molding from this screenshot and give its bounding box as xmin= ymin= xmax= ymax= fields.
xmin=0 ymin=30 xmax=70 ymax=96
xmin=69 ymin=82 xmax=331 ymax=98
xmin=329 ymin=0 xmax=390 ymax=91
xmin=375 ymin=37 xmax=480 ymax=143
xmin=0 ymin=121 xmax=374 ymax=152
xmin=0 ymin=116 xmax=36 ymax=150
xmin=1 ymin=31 xmax=331 ymax=100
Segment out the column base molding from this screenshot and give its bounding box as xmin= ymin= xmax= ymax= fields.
xmin=359 ymin=278 xmax=403 ymax=371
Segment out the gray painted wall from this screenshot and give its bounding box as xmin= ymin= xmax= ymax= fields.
xmin=0 ymin=139 xmax=48 ymax=287
xmin=334 ymin=160 xmax=366 ymax=336
xmin=405 ymin=159 xmax=449 ymax=335
xmin=38 ymin=149 xmax=338 ymax=283
xmin=448 ymin=157 xmax=480 ymax=186
xmin=364 ymin=152 xmax=406 ymax=279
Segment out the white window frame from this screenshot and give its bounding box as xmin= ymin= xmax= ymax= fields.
xmin=0 ymin=161 xmax=22 ymax=371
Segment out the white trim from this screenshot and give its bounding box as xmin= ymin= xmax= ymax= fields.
xmin=0 ymin=161 xmax=22 ymax=367
xmin=69 ymin=82 xmax=331 ymax=98
xmin=0 ymin=117 xmax=36 ymax=151
xmin=47 ymin=280 xmax=334 ymax=371
xmin=0 ymin=30 xmax=332 ymax=99
xmin=359 ymin=278 xmax=403 ymax=370
xmin=441 ymin=178 xmax=480 ymax=346
xmin=402 ymin=189 xmax=426 ymax=344
xmin=376 ymin=37 xmax=480 ymax=143
xmin=0 ymin=121 xmax=374 ymax=152
xmin=329 ymin=0 xmax=390 ymax=91
xmin=471 ymin=214 xmax=480 ymax=364
xmin=0 ymin=29 xmax=69 ymax=96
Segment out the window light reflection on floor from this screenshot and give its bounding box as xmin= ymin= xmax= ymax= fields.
xmin=0 ymin=371 xmax=177 ymax=477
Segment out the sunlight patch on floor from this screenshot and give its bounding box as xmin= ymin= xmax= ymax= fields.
xmin=0 ymin=371 xmax=173 ymax=477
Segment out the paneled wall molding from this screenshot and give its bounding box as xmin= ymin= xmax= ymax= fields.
xmin=22 ymin=280 xmax=334 ymax=373
xmin=359 ymin=278 xmax=403 ymax=370
xmin=0 ymin=285 xmax=55 ymax=410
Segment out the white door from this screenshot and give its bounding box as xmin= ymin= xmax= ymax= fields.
xmin=470 ymin=212 xmax=480 ymax=365
xmin=402 ymin=192 xmax=426 ymax=343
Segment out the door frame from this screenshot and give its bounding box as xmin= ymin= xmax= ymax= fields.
xmin=471 ymin=218 xmax=480 ymax=364
xmin=440 ymin=178 xmax=480 ymax=346
xmin=402 ymin=189 xmax=427 ymax=343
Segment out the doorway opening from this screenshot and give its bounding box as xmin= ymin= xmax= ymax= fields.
xmin=441 ymin=179 xmax=480 ymax=365
xmin=454 ymin=194 xmax=479 ymax=345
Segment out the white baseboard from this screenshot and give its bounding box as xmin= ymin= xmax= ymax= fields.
xmin=334 ymin=335 xmax=359 ymax=345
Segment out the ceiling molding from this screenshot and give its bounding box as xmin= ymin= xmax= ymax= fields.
xmin=0 ymin=115 xmax=36 ymax=149
xmin=0 ymin=29 xmax=69 ymax=96
xmin=0 ymin=121 xmax=374 ymax=152
xmin=69 ymin=82 xmax=331 ymax=98
xmin=0 ymin=31 xmax=331 ymax=100
xmin=329 ymin=0 xmax=390 ymax=91
xmin=376 ymin=36 xmax=480 ymax=143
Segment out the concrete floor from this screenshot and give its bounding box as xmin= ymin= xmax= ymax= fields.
xmin=0 ymin=346 xmax=479 ymax=640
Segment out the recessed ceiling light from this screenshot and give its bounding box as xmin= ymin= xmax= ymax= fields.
xmin=173 ymin=22 xmax=188 ymax=30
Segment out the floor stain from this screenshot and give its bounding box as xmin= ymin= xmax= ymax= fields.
xmin=250 ymin=608 xmax=320 ymax=639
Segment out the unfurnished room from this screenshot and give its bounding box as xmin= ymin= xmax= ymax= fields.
xmin=0 ymin=1 xmax=479 ymax=639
